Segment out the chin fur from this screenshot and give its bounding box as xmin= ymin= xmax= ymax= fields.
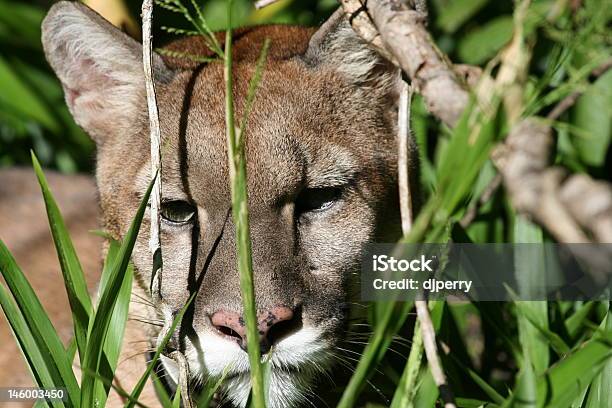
xmin=162 ymin=327 xmax=333 ymax=407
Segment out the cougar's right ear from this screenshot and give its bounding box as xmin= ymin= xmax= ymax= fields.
xmin=42 ymin=1 xmax=173 ymax=144
xmin=303 ymin=8 xmax=398 ymax=92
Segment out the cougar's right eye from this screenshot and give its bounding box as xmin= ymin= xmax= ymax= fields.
xmin=295 ymin=187 xmax=342 ymax=215
xmin=161 ymin=200 xmax=196 ymax=225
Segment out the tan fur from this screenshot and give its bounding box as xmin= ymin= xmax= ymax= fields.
xmin=0 ymin=2 xmax=414 ymax=407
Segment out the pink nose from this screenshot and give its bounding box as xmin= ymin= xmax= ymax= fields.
xmin=211 ymin=306 xmax=298 ymax=354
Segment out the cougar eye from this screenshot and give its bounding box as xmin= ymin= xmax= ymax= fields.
xmin=296 ymin=187 xmax=342 ymax=214
xmin=160 ymin=200 xmax=196 ymax=225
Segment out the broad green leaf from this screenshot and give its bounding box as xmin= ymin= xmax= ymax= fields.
xmin=584 ymin=305 xmax=611 ymax=408
xmin=80 ymin=178 xmax=154 ymax=407
xmin=0 ymin=241 xmax=80 ymax=406
xmin=515 ymin=302 xmax=570 ymax=357
xmin=436 ymin=0 xmax=489 ymax=33
xmin=0 ymin=57 xmax=59 ymax=131
xmin=32 ymin=153 xmax=92 ymax=364
xmin=571 ymin=69 xmax=612 ymax=167
xmin=412 ymin=368 xmax=439 ymax=408
xmin=458 ymin=16 xmax=514 ymax=65
xmin=536 ymin=330 xmax=612 ymax=407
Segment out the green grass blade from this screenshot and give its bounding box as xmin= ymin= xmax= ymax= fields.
xmin=536 ymin=329 xmax=612 ymax=407
xmin=96 ymin=239 xmax=132 ymax=373
xmin=172 ymin=386 xmax=181 ymax=408
xmin=125 ymin=293 xmax=195 ymax=408
xmin=337 ymin=301 xmax=414 ymax=408
xmin=564 ymin=302 xmax=595 ymax=340
xmin=514 ymin=217 xmax=550 ymax=374
xmin=196 ymin=364 xmax=234 ymax=407
xmin=238 ymin=38 xmax=270 ymax=136
xmin=224 ymin=1 xmax=266 ymax=406
xmin=93 ymin=260 xmax=134 ymax=406
xmin=80 ymin=178 xmax=155 ymax=407
xmin=504 ymin=354 xmax=536 ymax=408
xmin=0 ymin=284 xmax=65 ymax=408
xmin=79 ymin=365 xmax=152 ymax=408
xmin=584 ymin=304 xmax=611 ymax=408
xmin=0 ymin=240 xmax=80 ymax=407
xmin=32 ymin=152 xmax=93 ymax=363
xmin=151 ymin=371 xmax=173 ymax=407
xmin=390 ymin=319 xmax=424 ymax=408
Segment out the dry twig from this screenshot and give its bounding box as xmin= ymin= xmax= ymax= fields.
xmin=494 ymin=118 xmax=612 ymax=244
xmin=143 ymin=3 xmax=194 ymax=407
xmin=398 ymin=81 xmax=414 ymax=233
xmin=459 ymin=174 xmax=503 ymax=228
xmin=340 ymin=0 xmax=470 ymax=127
xmin=397 ymin=78 xmax=456 ymax=407
xmin=169 ymin=351 xmax=195 ymax=408
xmin=415 ymin=301 xmax=456 ymax=408
xmin=142 ymin=0 xmax=162 ymax=286
xmin=547 ymin=59 xmax=612 ymax=121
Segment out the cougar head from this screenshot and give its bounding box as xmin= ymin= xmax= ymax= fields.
xmin=42 ymin=2 xmax=406 ymax=406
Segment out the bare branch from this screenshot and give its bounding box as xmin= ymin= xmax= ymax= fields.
xmin=494 ymin=118 xmax=612 ymax=244
xmin=340 ymin=0 xmax=470 ymax=127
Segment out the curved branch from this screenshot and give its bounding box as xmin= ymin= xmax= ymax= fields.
xmin=340 ymin=0 xmax=470 ymax=127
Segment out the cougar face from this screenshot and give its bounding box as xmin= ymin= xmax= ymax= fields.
xmin=42 ymin=2 xmax=405 ymax=406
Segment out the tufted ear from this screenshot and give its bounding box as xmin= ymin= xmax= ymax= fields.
xmin=303 ymin=8 xmax=399 ymax=90
xmin=42 ymin=1 xmax=173 ymax=144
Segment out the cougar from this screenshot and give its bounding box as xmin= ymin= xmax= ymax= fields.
xmin=2 ymin=1 xmax=412 ymax=406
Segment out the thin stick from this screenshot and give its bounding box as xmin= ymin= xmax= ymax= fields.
xmin=142 ymin=0 xmax=162 ymax=289
xmin=546 ymin=59 xmax=612 ymax=121
xmin=170 ymin=351 xmax=194 ymax=408
xmin=459 ymin=174 xmax=503 ymax=228
xmin=416 ymin=302 xmax=456 ymax=408
xmin=397 ymin=80 xmax=456 ymax=408
xmin=398 ymin=80 xmax=413 ymax=234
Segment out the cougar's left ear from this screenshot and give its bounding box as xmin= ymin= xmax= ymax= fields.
xmin=303 ymin=8 xmax=399 ymax=92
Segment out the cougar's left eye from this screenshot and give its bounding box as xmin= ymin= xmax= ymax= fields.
xmin=296 ymin=187 xmax=342 ymax=214
xmin=160 ymin=200 xmax=196 ymax=225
